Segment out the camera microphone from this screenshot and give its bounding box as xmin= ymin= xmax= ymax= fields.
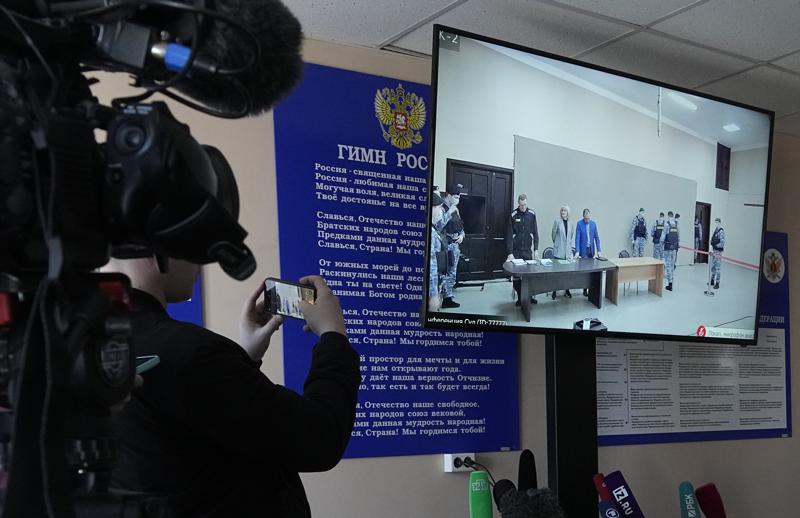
xmin=165 ymin=0 xmax=303 ymax=116
xmin=84 ymin=0 xmax=302 ymax=117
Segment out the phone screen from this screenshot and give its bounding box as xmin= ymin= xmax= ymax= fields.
xmin=264 ymin=279 xmax=316 ymax=319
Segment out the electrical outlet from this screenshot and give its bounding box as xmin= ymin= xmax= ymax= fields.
xmin=443 ymin=453 xmax=475 ymax=473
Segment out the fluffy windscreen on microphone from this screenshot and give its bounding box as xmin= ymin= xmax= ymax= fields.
xmin=493 ymin=479 xmax=516 ymax=510
xmin=174 ymin=0 xmax=303 ymax=115
xmin=498 ymin=488 xmax=565 ymax=518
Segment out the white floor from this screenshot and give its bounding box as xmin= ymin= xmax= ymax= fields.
xmin=441 ymin=261 xmax=758 ymax=337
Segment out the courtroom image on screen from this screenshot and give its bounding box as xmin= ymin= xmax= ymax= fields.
xmin=424 ymin=28 xmax=772 ymax=343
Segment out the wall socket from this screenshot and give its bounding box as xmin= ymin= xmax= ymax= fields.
xmin=443 ymin=453 xmax=475 ymax=473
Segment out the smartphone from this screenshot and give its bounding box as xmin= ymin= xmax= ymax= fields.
xmin=264 ymin=278 xmax=316 ymax=319
xmin=136 ymin=355 xmax=160 ymax=374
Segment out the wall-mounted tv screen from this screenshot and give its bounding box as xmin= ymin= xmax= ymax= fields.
xmin=424 ymin=25 xmax=773 ymax=345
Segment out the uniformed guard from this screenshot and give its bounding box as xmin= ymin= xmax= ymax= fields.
xmin=506 ymin=193 xmax=540 ymax=306
xmin=710 ymin=217 xmax=726 ymax=289
xmin=663 ymin=210 xmax=679 ymax=291
xmin=694 ymin=217 xmax=703 ymax=264
xmin=651 ymin=212 xmax=666 ymax=260
xmin=428 ymin=193 xmax=446 ymax=311
xmin=441 ymin=184 xmax=466 ymax=309
xmin=630 ymin=208 xmax=647 ymax=257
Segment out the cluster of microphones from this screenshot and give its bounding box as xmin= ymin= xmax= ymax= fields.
xmin=467 ymin=449 xmax=565 ymax=518
xmin=594 ymin=470 xmax=729 ymax=517
xmin=466 ymin=450 xmax=729 ymax=518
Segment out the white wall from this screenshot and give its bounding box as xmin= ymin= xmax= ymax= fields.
xmin=514 ymin=136 xmax=697 ymax=259
xmin=433 ymin=37 xmax=758 ymax=266
xmin=725 ymin=147 xmax=770 ymax=266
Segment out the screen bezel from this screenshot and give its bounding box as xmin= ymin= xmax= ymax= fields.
xmin=424 ymin=24 xmax=775 ymax=346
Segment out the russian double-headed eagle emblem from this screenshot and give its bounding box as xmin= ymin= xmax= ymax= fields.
xmin=374 ymin=84 xmax=426 ymax=149
xmin=763 ymin=248 xmax=785 ymax=284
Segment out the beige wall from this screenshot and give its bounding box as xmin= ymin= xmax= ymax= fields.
xmin=94 ymin=40 xmax=800 ymax=517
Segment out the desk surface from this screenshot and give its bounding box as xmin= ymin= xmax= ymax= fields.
xmin=503 ymin=258 xmax=616 ymax=276
xmin=609 ymin=257 xmax=663 ymax=268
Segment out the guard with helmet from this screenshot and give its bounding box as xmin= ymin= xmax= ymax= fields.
xmin=663 ymin=210 xmax=679 ymax=291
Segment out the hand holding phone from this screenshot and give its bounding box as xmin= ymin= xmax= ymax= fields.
xmin=296 ymin=276 xmax=347 ymax=337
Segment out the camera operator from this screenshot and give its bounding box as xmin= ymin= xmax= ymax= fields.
xmin=103 ymin=256 xmax=359 ymax=517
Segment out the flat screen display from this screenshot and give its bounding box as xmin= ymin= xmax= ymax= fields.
xmin=424 ymin=26 xmax=773 ymax=344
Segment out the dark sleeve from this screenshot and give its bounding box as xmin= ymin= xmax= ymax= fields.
xmin=506 ymin=215 xmax=513 ymax=255
xmin=181 ymin=332 xmax=360 ymax=472
xmin=532 ymin=213 xmax=539 ymax=251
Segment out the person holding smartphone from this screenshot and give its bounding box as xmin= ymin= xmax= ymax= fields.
xmin=104 ymin=256 xmax=359 ymax=517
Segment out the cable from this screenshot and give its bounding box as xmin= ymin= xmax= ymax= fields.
xmin=73 ymin=1 xmax=258 ymax=116
xmin=0 ymin=5 xmax=58 ymax=108
xmin=111 ymin=10 xmax=201 ymax=108
xmin=70 ymin=0 xmax=260 ymax=75
xmin=464 ymin=457 xmax=497 ymax=486
xmin=159 ymin=78 xmax=250 ymax=118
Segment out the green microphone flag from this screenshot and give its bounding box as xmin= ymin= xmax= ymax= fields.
xmin=469 ymin=471 xmax=492 ymax=518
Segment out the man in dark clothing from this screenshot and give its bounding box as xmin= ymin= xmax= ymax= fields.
xmin=694 ymin=216 xmax=703 ymax=264
xmin=107 ymin=257 xmax=359 ymax=517
xmin=506 ymin=193 xmax=540 ymax=306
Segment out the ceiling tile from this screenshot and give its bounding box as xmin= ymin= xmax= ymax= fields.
xmin=772 ymin=51 xmax=800 ymax=74
xmin=775 ymin=112 xmax=800 ymax=137
xmin=581 ymin=30 xmax=752 ymax=89
xmin=544 ymin=0 xmax=701 ymax=25
xmin=390 ymin=0 xmax=633 ymax=56
xmin=282 ymin=0 xmax=457 ymax=47
xmin=651 ymin=0 xmax=800 ymax=61
xmin=699 ymin=66 xmax=800 ymax=116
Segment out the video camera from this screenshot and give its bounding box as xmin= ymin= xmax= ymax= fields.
xmin=0 ymin=1 xmax=301 ymax=516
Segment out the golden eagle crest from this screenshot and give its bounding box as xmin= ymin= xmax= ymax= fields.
xmin=763 ymin=249 xmax=785 ymax=283
xmin=374 ymin=84 xmax=426 ymax=150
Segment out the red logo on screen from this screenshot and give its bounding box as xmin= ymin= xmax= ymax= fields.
xmin=697 ymin=325 xmax=707 ymax=337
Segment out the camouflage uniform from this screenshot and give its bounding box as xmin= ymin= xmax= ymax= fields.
xmin=710 ymin=226 xmax=726 ymax=286
xmin=651 ymin=217 xmax=666 ymax=260
xmin=441 ymin=202 xmax=465 ymax=299
xmin=429 ymin=229 xmax=442 ymax=300
xmin=630 ymin=214 xmax=647 ymax=257
xmin=663 ymin=219 xmax=680 ymax=284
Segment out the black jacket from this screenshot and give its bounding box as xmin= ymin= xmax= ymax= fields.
xmin=506 ymin=208 xmax=539 ymax=255
xmin=112 ymin=290 xmax=360 ymax=517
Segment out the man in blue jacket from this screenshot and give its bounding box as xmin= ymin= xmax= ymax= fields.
xmin=575 ymin=208 xmax=602 ymax=296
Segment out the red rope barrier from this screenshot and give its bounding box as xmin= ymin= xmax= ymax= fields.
xmin=678 ymin=245 xmax=759 ymax=270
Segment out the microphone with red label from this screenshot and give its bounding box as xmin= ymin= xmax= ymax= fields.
xmin=594 ymin=473 xmax=622 ymax=518
xmin=695 ymin=483 xmax=727 ymax=518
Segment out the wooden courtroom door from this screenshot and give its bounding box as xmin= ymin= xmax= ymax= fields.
xmin=446 ymin=159 xmax=513 ymax=282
